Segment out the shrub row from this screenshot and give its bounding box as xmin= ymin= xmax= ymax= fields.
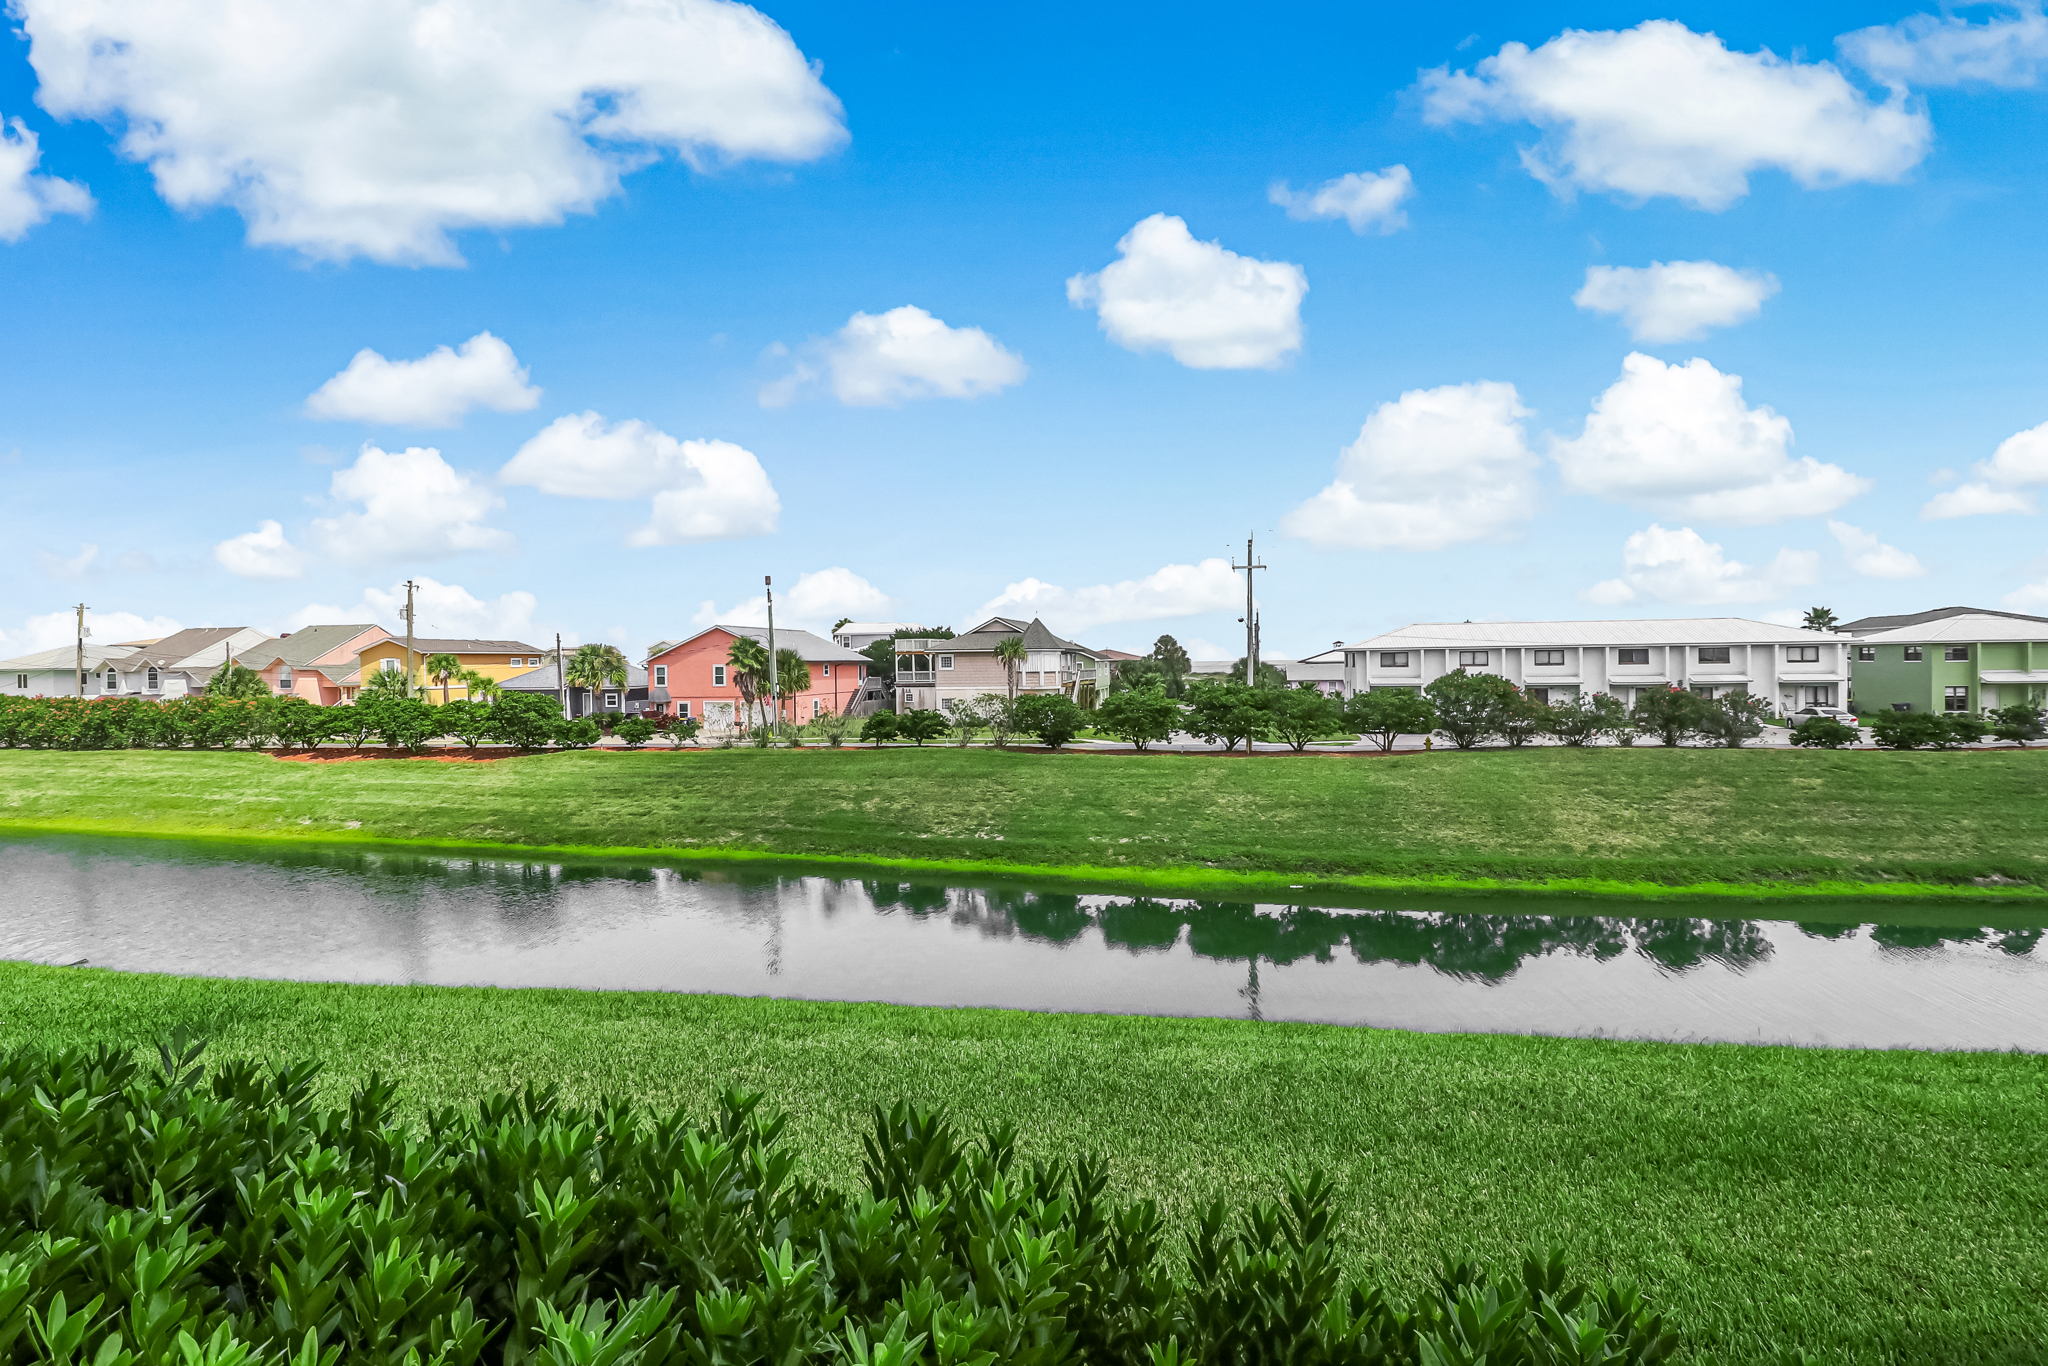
xmin=0 ymin=1039 xmax=1679 ymax=1365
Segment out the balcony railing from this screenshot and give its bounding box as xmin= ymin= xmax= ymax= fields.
xmin=896 ymin=669 xmax=937 ymax=684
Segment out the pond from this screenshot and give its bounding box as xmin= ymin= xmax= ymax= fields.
xmin=3 ymin=833 xmax=2043 ymax=1051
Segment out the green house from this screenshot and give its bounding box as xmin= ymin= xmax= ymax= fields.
xmin=1841 ymin=606 xmax=2048 ymax=714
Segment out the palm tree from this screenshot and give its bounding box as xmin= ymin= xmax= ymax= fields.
xmin=423 ymin=652 xmax=464 ymax=704
xmin=726 ymin=636 xmax=769 ymax=728
xmin=994 ymin=635 xmax=1028 ymax=700
xmin=1802 ymin=607 xmax=1840 ymax=632
xmin=462 ymin=670 xmax=502 ymax=704
xmin=774 ymin=649 xmax=811 ymax=726
xmin=566 ymin=644 xmax=631 ymax=717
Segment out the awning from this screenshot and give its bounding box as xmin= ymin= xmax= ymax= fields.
xmin=1979 ymin=670 xmax=2048 ymax=684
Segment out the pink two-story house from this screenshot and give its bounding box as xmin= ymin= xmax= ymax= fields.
xmin=645 ymin=625 xmax=868 ymax=732
xmin=236 ymin=623 xmax=393 ymax=705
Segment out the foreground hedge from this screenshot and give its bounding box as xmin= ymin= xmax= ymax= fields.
xmin=0 ymin=1040 xmax=1678 ymax=1365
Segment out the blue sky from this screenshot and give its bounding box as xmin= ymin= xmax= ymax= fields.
xmin=4 ymin=1 xmax=2048 ymax=659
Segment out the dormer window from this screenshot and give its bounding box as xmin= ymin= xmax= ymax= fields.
xmin=146 ymin=666 xmax=160 ymax=691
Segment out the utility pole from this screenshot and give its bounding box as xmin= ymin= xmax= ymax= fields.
xmin=555 ymin=633 xmax=568 ymax=718
xmin=1232 ymin=535 xmax=1265 ymax=687
xmin=764 ymin=574 xmax=780 ymax=740
xmin=401 ymin=578 xmax=418 ymax=698
xmin=74 ymin=603 xmax=88 ymax=698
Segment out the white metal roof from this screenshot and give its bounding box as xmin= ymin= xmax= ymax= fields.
xmin=1979 ymin=669 xmax=2048 ymax=683
xmin=835 ymin=621 xmax=923 ymax=635
xmin=1852 ymin=613 xmax=2048 ymax=645
xmin=0 ymin=643 xmax=145 ymax=671
xmin=1346 ymin=618 xmax=1838 ymax=650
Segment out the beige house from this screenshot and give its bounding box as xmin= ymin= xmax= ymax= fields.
xmin=894 ymin=616 xmax=1106 ymax=712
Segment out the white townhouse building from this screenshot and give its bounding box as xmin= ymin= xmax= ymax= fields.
xmin=1341 ymin=618 xmax=1851 ymax=713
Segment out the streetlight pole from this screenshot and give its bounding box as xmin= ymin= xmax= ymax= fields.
xmin=764 ymin=574 xmax=780 ymax=742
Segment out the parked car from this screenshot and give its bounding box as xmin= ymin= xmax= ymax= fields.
xmin=1784 ymin=705 xmax=1860 ymax=726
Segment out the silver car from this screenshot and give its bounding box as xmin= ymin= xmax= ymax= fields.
xmin=1785 ymin=705 xmax=1861 ymax=726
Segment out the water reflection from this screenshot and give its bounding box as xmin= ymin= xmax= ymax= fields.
xmin=2 ymin=834 xmax=2042 ymax=1051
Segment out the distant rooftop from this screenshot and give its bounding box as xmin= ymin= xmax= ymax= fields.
xmin=1848 ymin=610 xmax=2048 ymax=645
xmin=1839 ymin=605 xmax=2048 ymax=637
xmin=1346 ymin=618 xmax=1836 ymax=650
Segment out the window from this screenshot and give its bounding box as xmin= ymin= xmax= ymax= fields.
xmin=380 ymin=658 xmax=399 ymax=673
xmin=13 ymin=675 xmax=25 ymax=690
xmin=712 ymin=664 xmax=727 ymax=687
xmin=1892 ymin=702 xmax=1912 ymax=712
xmin=937 ymin=654 xmax=954 ymax=670
xmin=652 ymin=665 xmax=667 ymax=688
xmin=1377 ymin=651 xmax=1410 ymax=667
xmin=1903 ymin=646 xmax=1923 ymax=662
xmin=1616 ymin=648 xmax=1650 ymax=666
xmin=603 ymin=692 xmax=620 ymax=710
xmin=276 ymin=669 xmax=293 ymax=691
xmin=812 ymin=699 xmax=823 ymax=717
xmin=1697 ymin=647 xmax=1731 ymax=664
xmin=104 ymin=670 xmax=119 ymax=692
xmin=1944 ymin=645 xmax=1970 ymax=662
xmin=146 ymin=667 xmax=160 ymax=691
xmin=531 ymin=657 xmax=543 ymax=667
xmin=1786 ymin=646 xmax=1820 ymax=664
xmin=1526 ymin=687 xmax=1550 ymax=704
xmin=821 ymin=663 xmax=831 ymax=677
xmin=1456 ymin=650 xmax=1489 ymax=666
xmin=676 ymin=701 xmax=691 ymax=718
xmin=1944 ymin=686 xmax=1970 ymax=712
xmin=1857 ymin=646 xmax=1875 ymax=662
xmin=1532 ymin=649 xmax=1565 ymax=667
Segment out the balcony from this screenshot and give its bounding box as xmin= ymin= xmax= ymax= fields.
xmin=896 ymin=669 xmax=937 ymax=684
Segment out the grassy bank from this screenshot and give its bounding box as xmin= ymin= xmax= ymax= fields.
xmin=2 ymin=746 xmax=2045 ymax=901
xmin=5 ymin=962 xmax=2043 ymax=1363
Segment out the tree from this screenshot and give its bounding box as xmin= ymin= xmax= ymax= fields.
xmin=896 ymin=708 xmax=947 ymax=746
xmin=1802 ymin=607 xmax=1840 ymax=632
xmin=943 ymin=695 xmax=990 ymax=745
xmin=1013 ymin=693 xmax=1085 ymax=748
xmin=994 ymin=635 xmax=1029 ymax=700
xmin=773 ymin=649 xmax=811 ymax=727
xmin=1264 ymin=687 xmax=1340 ymax=752
xmin=1093 ymin=685 xmax=1182 ymax=750
xmin=1423 ymin=669 xmax=1518 ymax=749
xmin=566 ymin=644 xmax=630 ymax=716
xmin=1181 ymin=680 xmax=1270 ymax=752
xmin=1989 ymin=701 xmax=2047 ymax=747
xmin=463 ymin=670 xmax=503 ymax=704
xmin=860 ymin=710 xmax=901 ymax=743
xmin=423 ymin=652 xmax=464 ymax=704
xmin=1695 ymin=690 xmax=1775 ymax=748
xmin=809 ymin=708 xmax=855 ymax=748
xmin=1542 ymin=692 xmax=1627 ymax=747
xmin=615 ymin=715 xmax=657 ymax=747
xmin=1345 ymin=689 xmax=1436 ymax=751
xmin=270 ymin=697 xmax=336 ymax=750
xmin=1231 ymin=657 xmax=1289 ymax=690
xmin=205 ymin=661 xmax=270 ymax=701
xmin=557 ymin=718 xmax=602 ymax=748
xmin=490 ymin=692 xmax=563 ymax=749
xmin=726 ymin=636 xmax=769 ymax=728
xmin=1148 ymin=635 xmax=1192 ymax=698
xmin=1496 ymin=690 xmax=1550 ymax=748
xmin=1109 ymin=658 xmax=1169 ymax=694
xmin=1940 ymin=713 xmax=1990 ymax=747
xmin=1790 ymin=715 xmax=1858 ymax=748
xmin=981 ymin=694 xmax=1021 ymax=748
xmin=358 ymin=667 xmax=411 ymax=701
xmin=358 ymin=696 xmax=439 ymax=752
xmin=439 ymin=699 xmax=496 ymax=750
xmin=1630 ymin=688 xmax=1712 ymax=748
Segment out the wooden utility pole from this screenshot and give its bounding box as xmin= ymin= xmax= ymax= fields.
xmin=74 ymin=603 xmax=87 ymax=697
xmin=401 ymin=579 xmax=418 ymax=697
xmin=764 ymin=574 xmax=780 ymax=739
xmin=555 ymin=633 xmax=568 ymax=718
xmin=1233 ymin=536 xmax=1265 ymax=687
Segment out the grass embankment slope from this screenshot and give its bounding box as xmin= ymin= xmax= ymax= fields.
xmin=5 ymin=962 xmax=2044 ymax=1364
xmin=1 ymin=746 xmax=2045 ymax=900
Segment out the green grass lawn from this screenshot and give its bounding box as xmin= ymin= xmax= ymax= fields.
xmin=2 ymin=746 xmax=2045 ymax=900
xmin=6 ymin=961 xmax=2043 ymax=1364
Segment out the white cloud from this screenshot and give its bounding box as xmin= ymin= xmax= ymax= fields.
xmin=36 ymin=543 xmax=99 ymax=579
xmin=761 ymin=306 xmax=1026 ymax=407
xmin=1841 ymin=4 xmax=2048 ymax=89
xmin=305 ymin=332 xmax=539 ymax=427
xmin=1573 ymin=261 xmax=1779 ymax=343
xmin=0 ymin=115 xmax=93 ymax=241
xmin=1420 ymin=19 xmax=1930 ymax=209
xmin=1827 ymin=520 xmax=1926 ymax=579
xmin=692 ymin=566 xmax=891 ymax=629
xmin=311 ymin=444 xmax=509 ymax=562
xmin=1586 ymin=524 xmax=1818 ymax=605
xmin=0 ymin=608 xmax=183 ymax=657
xmin=976 ymin=558 xmax=1242 ymax=633
xmin=1268 ymin=165 xmax=1413 ymax=234
xmin=1552 ymin=353 xmax=1868 ymax=524
xmin=17 ymin=0 xmax=844 ymax=265
xmin=1920 ymin=417 xmax=2048 ymax=517
xmin=213 ymin=520 xmax=307 ymax=580
xmin=1282 ymin=380 xmax=1538 ymax=551
xmin=290 ymin=576 xmax=539 ymax=640
xmin=2006 ymin=579 xmax=2048 ymax=610
xmin=1066 ymin=214 xmax=1306 ymax=369
xmin=501 ymin=411 xmax=778 ymax=545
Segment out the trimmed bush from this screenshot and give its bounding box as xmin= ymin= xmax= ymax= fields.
xmin=1868 ymin=711 xmax=1950 ymax=750
xmin=0 ymin=1040 xmax=1679 ymax=1366
xmin=1789 ymin=716 xmax=1858 ymax=748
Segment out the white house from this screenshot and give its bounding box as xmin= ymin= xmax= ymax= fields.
xmin=105 ymin=627 xmax=270 ymax=699
xmin=1342 ymin=618 xmax=1850 ymax=713
xmin=833 ymin=621 xmax=926 ymax=653
xmin=1 ymin=642 xmax=150 ymax=697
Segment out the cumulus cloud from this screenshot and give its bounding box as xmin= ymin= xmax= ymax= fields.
xmin=305 ymin=333 xmax=539 ymax=427
xmin=1574 ymin=261 xmax=1779 ymax=343
xmin=1268 ymin=165 xmax=1414 ymax=234
xmin=1841 ymin=3 xmax=2048 ymax=88
xmin=1586 ymin=524 xmax=1819 ymax=605
xmin=0 ymin=608 xmax=183 ymax=657
xmin=501 ymin=411 xmax=778 ymax=545
xmin=1420 ymin=20 xmax=1929 ymax=209
xmin=1552 ymin=353 xmax=1868 ymax=524
xmin=1920 ymin=417 xmax=2048 ymax=518
xmin=2005 ymin=579 xmax=2048 ymax=610
xmin=310 ymin=444 xmax=509 ymax=561
xmin=692 ymin=566 xmax=892 ymax=629
xmin=761 ymin=306 xmax=1026 ymax=407
xmin=290 ymin=576 xmax=540 ymax=640
xmin=213 ymin=520 xmax=307 ymax=580
xmin=1282 ymin=380 xmax=1538 ymax=551
xmin=1066 ymin=214 xmax=1306 ymax=369
xmin=16 ymin=0 xmax=844 ymax=265
xmin=976 ymin=558 xmax=1242 ymax=633
xmin=36 ymin=543 xmax=99 ymax=579
xmin=0 ymin=115 xmax=93 ymax=241
xmin=1827 ymin=520 xmax=1926 ymax=579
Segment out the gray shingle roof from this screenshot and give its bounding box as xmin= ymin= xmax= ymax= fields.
xmin=503 ymin=661 xmax=649 ymax=690
xmin=919 ymin=617 xmax=1094 ymax=656
xmin=648 ymin=625 xmax=867 ymax=663
xmin=395 ymin=638 xmax=545 ymax=655
xmin=122 ymin=627 xmax=251 ymax=667
xmin=1839 ymin=605 xmax=2048 ymax=633
xmin=236 ymin=624 xmax=386 ymax=670
xmin=0 ymin=643 xmax=144 ymax=671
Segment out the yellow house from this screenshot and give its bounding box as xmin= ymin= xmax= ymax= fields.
xmin=349 ymin=637 xmax=549 ymax=702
